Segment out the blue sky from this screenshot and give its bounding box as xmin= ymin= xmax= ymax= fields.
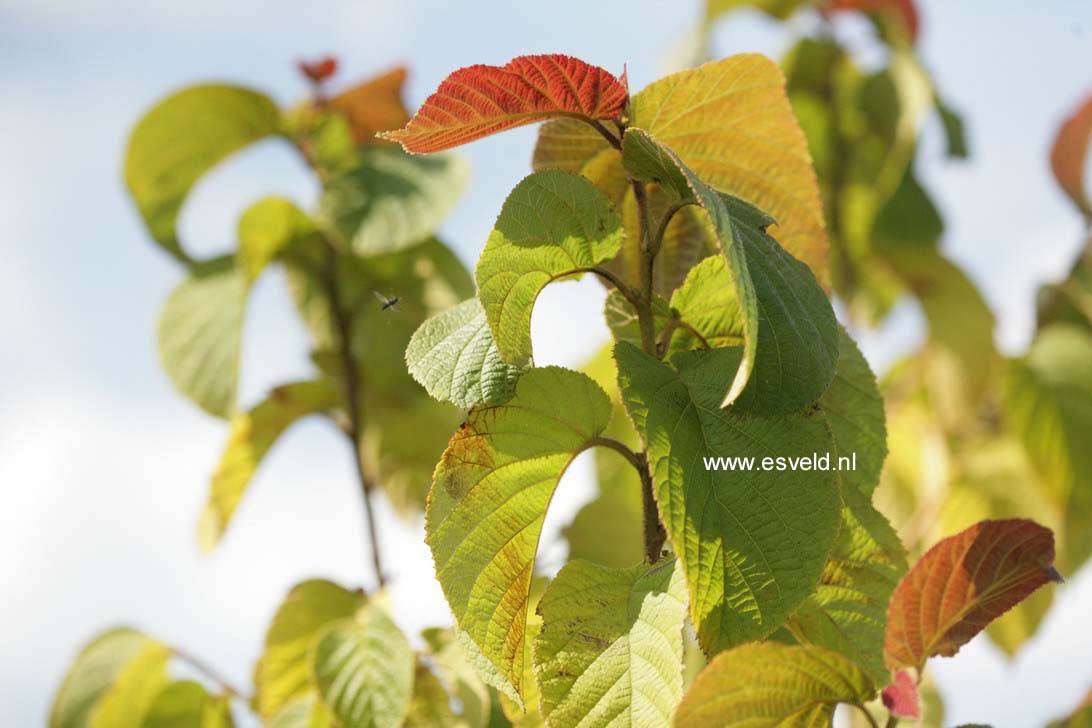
xmin=1 ymin=1 xmax=1090 ymax=726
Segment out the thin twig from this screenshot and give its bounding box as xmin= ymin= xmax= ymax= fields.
xmin=320 ymin=240 xmax=386 ymax=589
xmin=851 ymin=704 xmax=881 ymax=728
xmin=171 ymin=647 xmax=249 ymax=701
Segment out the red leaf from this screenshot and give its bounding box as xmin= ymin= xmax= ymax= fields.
xmin=827 ymin=0 xmax=920 ymax=41
xmin=329 ymin=67 xmax=410 ymax=146
xmin=299 ymin=56 xmax=339 ymax=83
xmin=1050 ymin=94 xmax=1092 ymax=218
xmin=380 ymin=54 xmax=627 ymax=153
xmin=882 ymin=670 xmax=921 ymax=720
xmin=884 ymin=519 xmax=1060 ymax=670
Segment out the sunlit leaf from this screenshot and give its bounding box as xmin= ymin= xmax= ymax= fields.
xmin=157 ymin=256 xmax=247 ymax=418
xmin=820 ymin=328 xmax=887 ymax=496
xmin=789 ymin=485 xmax=906 ymax=687
xmin=254 ymin=580 xmax=365 ymax=720
xmin=125 ymin=84 xmax=281 ymax=263
xmin=381 ymin=55 xmax=627 ymax=153
xmin=476 ymin=170 xmax=623 ymax=366
xmin=621 ymin=128 xmax=839 ymax=411
xmin=1050 ymin=94 xmax=1092 ymax=218
xmin=51 ymin=629 xmax=157 ymax=728
xmin=329 ymin=67 xmax=410 ymax=147
xmin=673 ymin=642 xmax=875 ymax=727
xmin=405 ymin=298 xmax=527 ymax=409
xmin=884 ymin=519 xmax=1060 ymax=670
xmin=141 ymin=681 xmax=235 ymax=728
xmin=237 ymin=197 xmax=316 ymax=284
xmin=426 ymin=367 xmax=612 ymax=700
xmin=321 ymin=147 xmax=468 ymax=255
xmin=266 ymin=696 xmax=335 ymax=728
xmin=87 ymin=640 xmax=171 ymax=728
xmin=534 ymin=559 xmax=687 ymax=727
xmin=631 ymin=54 xmax=829 ymax=287
xmin=616 ymin=343 xmax=841 ymax=654
xmin=198 ymin=380 xmax=336 ymax=552
xmin=311 ymin=603 xmax=414 ymax=728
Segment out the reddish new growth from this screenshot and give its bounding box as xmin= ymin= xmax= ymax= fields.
xmin=299 ymin=56 xmax=339 ymax=84
xmin=882 ymin=670 xmax=922 ymax=720
xmin=827 ymin=0 xmax=920 ymax=41
xmin=381 ymin=54 xmax=628 ymax=154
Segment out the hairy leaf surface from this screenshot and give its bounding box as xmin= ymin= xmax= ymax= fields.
xmin=476 ymin=171 xmax=623 ymax=365
xmin=615 ymin=343 xmax=840 ymax=654
xmin=534 ymin=559 xmax=687 ymax=728
xmin=884 ymin=519 xmax=1059 ymax=670
xmin=198 ymin=380 xmax=336 ymax=551
xmin=381 ymin=55 xmax=627 ymax=153
xmin=125 ymin=84 xmax=281 ymax=263
xmin=255 ymin=580 xmax=365 ymax=720
xmin=321 ymin=148 xmax=468 ymax=255
xmin=673 ymin=643 xmax=875 ymax=727
xmin=406 ymin=298 xmax=527 ymax=408
xmin=311 ymin=604 xmax=414 ymax=728
xmin=426 ymin=367 xmax=612 ymax=700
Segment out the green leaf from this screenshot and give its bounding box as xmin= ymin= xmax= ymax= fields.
xmin=667 ymin=256 xmax=743 ymax=351
xmin=254 ymin=580 xmax=365 ymax=720
xmin=621 ymin=129 xmax=839 ymax=412
xmin=426 ymin=367 xmax=613 ymax=700
xmin=140 ymin=681 xmax=234 ymax=728
xmin=157 ymin=256 xmax=247 ymax=418
xmin=266 ymin=696 xmax=335 ymax=728
xmin=321 ymin=147 xmax=468 ymax=255
xmin=198 ymin=380 xmax=337 ymax=552
xmin=1005 ymin=324 xmax=1092 ymax=507
xmin=124 ymin=84 xmax=281 ymax=263
xmin=87 ymin=641 xmax=171 ymax=728
xmin=631 ymin=55 xmax=830 ymax=287
xmin=51 ymin=629 xmax=157 ymax=728
xmin=533 ymin=559 xmax=688 ymax=727
xmin=615 ymin=343 xmax=841 ymax=654
xmin=1005 ymin=324 xmax=1092 ymax=569
xmin=673 ymin=643 xmax=875 ymax=727
xmin=406 ymin=298 xmax=528 ymax=409
xmin=310 ymin=603 xmax=414 ymax=728
xmin=237 ymin=197 xmax=316 ymax=284
xmin=788 ymin=487 xmax=907 ymax=687
xmin=475 ymin=170 xmax=623 ymax=366
xmin=819 ymin=328 xmax=887 ymax=496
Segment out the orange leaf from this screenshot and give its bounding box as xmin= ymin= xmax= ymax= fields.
xmin=827 ymin=0 xmax=919 ymax=41
xmin=329 ymin=66 xmax=411 ymax=146
xmin=884 ymin=519 xmax=1061 ymax=670
xmin=380 ymin=54 xmax=627 ymax=153
xmin=1050 ymin=94 xmax=1092 ymax=218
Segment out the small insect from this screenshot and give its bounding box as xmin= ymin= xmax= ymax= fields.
xmin=374 ymin=291 xmax=400 ymax=311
